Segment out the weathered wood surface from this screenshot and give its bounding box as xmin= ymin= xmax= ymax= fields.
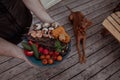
xmin=102 ymin=11 xmax=120 ymax=42
xmin=0 ymin=0 xmax=120 ymax=80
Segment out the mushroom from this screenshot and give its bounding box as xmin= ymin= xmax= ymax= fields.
xmin=42 ymin=28 xmax=48 ymax=34
xmin=36 ymin=30 xmax=43 ymax=38
xmin=52 ymin=22 xmax=59 ymax=28
xmin=42 ymin=23 xmax=50 ymax=28
xmin=29 ymin=31 xmax=37 ymax=38
xmin=42 ymin=28 xmax=49 ymax=37
xmin=48 ymin=27 xmax=54 ymax=31
xmin=47 ymin=30 xmax=53 ymax=38
xmin=35 ymin=24 xmax=42 ymax=30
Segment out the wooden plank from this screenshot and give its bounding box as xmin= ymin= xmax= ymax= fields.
xmin=107 ymin=16 xmax=120 ymax=32
xmin=116 ymin=11 xmax=120 ymax=17
xmin=9 ymin=68 xmax=38 ymax=80
xmin=107 ymin=69 xmax=120 ymax=80
xmin=48 ymin=0 xmax=92 ymax=17
xmin=53 ymin=0 xmax=118 ymax=23
xmin=48 ymin=0 xmax=77 ymax=11
xmin=86 ymin=1 xmax=119 ymax=20
xmin=40 ymin=0 xmax=62 ymax=9
xmin=53 ymin=0 xmax=109 ymax=21
xmin=57 ymin=0 xmax=118 ymax=25
xmin=0 ymin=58 xmax=23 ymax=74
xmin=0 ymin=57 xmax=12 ymax=64
xmin=50 ymin=41 xmax=120 ymax=80
xmin=89 ymin=57 xmax=120 ymax=80
xmin=70 ymin=44 xmax=120 ymax=80
xmin=0 ymin=62 xmax=31 ymax=80
xmin=102 ymin=19 xmax=120 ymax=42
xmin=111 ymin=13 xmax=120 ymax=24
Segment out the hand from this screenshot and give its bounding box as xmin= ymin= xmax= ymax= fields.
xmin=0 ymin=38 xmax=37 ymax=68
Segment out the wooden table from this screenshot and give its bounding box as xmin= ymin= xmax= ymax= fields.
xmin=102 ymin=11 xmax=120 ymax=42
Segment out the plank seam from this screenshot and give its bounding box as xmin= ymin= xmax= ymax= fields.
xmin=87 ymin=56 xmax=120 ymax=80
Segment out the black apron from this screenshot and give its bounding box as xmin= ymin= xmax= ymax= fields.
xmin=0 ymin=0 xmax=32 ymax=44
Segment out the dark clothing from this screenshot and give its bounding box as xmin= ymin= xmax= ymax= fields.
xmin=0 ymin=0 xmax=32 ymax=44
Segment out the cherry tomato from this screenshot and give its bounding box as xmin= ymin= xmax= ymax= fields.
xmin=24 ymin=50 xmax=34 ymax=56
xmin=45 ymin=55 xmax=51 ymax=59
xmin=40 ymin=55 xmax=45 ymax=60
xmin=39 ymin=47 xmax=44 ymax=53
xmin=49 ymin=51 xmax=54 ymax=56
xmin=54 ymin=52 xmax=59 ymax=56
xmin=42 ymin=59 xmax=48 ymax=65
xmin=43 ymin=49 xmax=49 ymax=55
xmin=57 ymin=55 xmax=63 ymax=61
xmin=48 ymin=59 xmax=54 ymax=64
xmin=53 ymin=55 xmax=57 ymax=60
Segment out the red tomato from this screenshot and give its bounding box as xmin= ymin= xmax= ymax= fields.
xmin=43 ymin=49 xmax=49 ymax=55
xmin=39 ymin=47 xmax=44 ymax=53
xmin=54 ymin=52 xmax=59 ymax=56
xmin=53 ymin=55 xmax=57 ymax=60
xmin=49 ymin=51 xmax=54 ymax=56
xmin=24 ymin=50 xmax=34 ymax=56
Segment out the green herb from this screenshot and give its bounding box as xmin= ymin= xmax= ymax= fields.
xmin=55 ymin=40 xmax=66 ymax=52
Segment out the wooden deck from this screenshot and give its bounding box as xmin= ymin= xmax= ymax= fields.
xmin=0 ymin=0 xmax=120 ymax=80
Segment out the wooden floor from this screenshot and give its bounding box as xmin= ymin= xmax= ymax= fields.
xmin=0 ymin=0 xmax=120 ymax=80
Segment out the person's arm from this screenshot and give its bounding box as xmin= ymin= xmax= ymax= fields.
xmin=0 ymin=38 xmax=34 ymax=67
xmin=23 ymin=0 xmax=54 ymax=23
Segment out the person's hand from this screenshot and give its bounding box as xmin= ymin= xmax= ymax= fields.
xmin=19 ymin=53 xmax=37 ymax=68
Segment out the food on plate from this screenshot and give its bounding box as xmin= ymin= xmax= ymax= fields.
xmin=40 ymin=55 xmax=45 ymax=60
xmin=42 ymin=59 xmax=48 ymax=65
xmin=48 ymin=59 xmax=54 ymax=64
xmin=22 ymin=22 xmax=71 ymax=65
xmin=24 ymin=50 xmax=34 ymax=56
xmin=52 ymin=26 xmax=70 ymax=43
xmin=31 ymin=43 xmax=39 ymax=59
xmin=57 ymin=55 xmax=63 ymax=61
xmin=45 ymin=55 xmax=51 ymax=59
xmin=22 ymin=42 xmax=32 ymax=50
